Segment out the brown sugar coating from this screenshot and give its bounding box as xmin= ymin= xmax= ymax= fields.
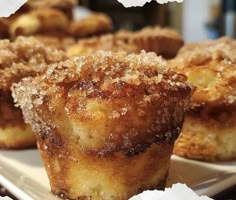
xmin=0 ymin=36 xmax=66 ymax=149
xmin=171 ymin=37 xmax=236 ymax=161
xmin=13 ymin=51 xmax=191 ymax=155
xmin=169 ymin=37 xmax=236 ymax=108
xmin=68 ymin=13 xmax=113 ymax=38
xmin=12 ymin=51 xmax=192 ymax=199
xmin=0 ymin=36 xmax=66 ymax=92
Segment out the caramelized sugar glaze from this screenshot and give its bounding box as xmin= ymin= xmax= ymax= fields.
xmin=13 ymin=51 xmax=191 ymax=199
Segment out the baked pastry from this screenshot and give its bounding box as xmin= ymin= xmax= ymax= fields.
xmin=66 ymin=26 xmax=183 ymax=58
xmin=10 ymin=9 xmax=69 ymax=38
xmin=23 ymin=0 xmax=77 ymax=19
xmin=68 ymin=13 xmax=113 ymax=38
xmin=116 ymin=26 xmax=184 ymax=59
xmin=66 ymin=34 xmax=138 ymax=57
xmin=0 ymin=36 xmax=66 ymax=149
xmin=170 ymin=37 xmax=236 ymax=161
xmin=12 ymin=51 xmax=191 ymax=199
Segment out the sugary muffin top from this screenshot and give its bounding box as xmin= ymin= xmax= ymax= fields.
xmin=169 ymin=37 xmax=236 ymax=106
xmin=0 ymin=36 xmax=66 ymax=91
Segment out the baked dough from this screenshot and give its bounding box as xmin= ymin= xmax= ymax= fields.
xmin=170 ymin=37 xmax=236 ymax=161
xmin=13 ymin=51 xmax=191 ymax=199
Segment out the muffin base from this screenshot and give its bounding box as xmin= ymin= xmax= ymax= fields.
xmin=0 ymin=125 xmax=36 ymax=149
xmin=174 ymin=111 xmax=236 ymax=161
xmin=37 ymin=136 xmax=173 ymax=200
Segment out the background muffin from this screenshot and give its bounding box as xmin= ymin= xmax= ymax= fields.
xmin=0 ymin=36 xmax=66 ymax=149
xmin=170 ymin=37 xmax=236 ymax=161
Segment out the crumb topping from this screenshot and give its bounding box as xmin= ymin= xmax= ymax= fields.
xmin=12 ymin=51 xmax=191 ymax=152
xmin=0 ymin=36 xmax=66 ymax=91
xmin=169 ymin=37 xmax=236 ymax=106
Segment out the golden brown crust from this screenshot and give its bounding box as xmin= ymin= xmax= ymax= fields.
xmin=12 ymin=51 xmax=191 ymax=199
xmin=174 ymin=109 xmax=236 ymax=161
xmin=170 ymin=37 xmax=236 ymax=161
xmin=68 ymin=13 xmax=113 ymax=38
xmin=38 ymin=138 xmax=172 ymax=200
xmin=12 ymin=51 xmax=191 ymax=154
xmin=115 ymin=26 xmax=184 ymax=59
xmin=10 ymin=9 xmax=69 ymax=38
xmin=0 ymin=36 xmax=66 ymax=92
xmin=169 ymin=37 xmax=236 ymax=107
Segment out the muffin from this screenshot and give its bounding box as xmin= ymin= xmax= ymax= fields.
xmin=116 ymin=26 xmax=184 ymax=59
xmin=23 ymin=0 xmax=77 ymax=19
xmin=68 ymin=13 xmax=113 ymax=38
xmin=0 ymin=36 xmax=66 ymax=149
xmin=170 ymin=37 xmax=236 ymax=161
xmin=10 ymin=8 xmax=69 ymax=38
xmin=66 ymin=34 xmax=138 ymax=57
xmin=12 ymin=51 xmax=191 ymax=199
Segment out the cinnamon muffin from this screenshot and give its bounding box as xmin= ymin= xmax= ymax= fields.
xmin=0 ymin=36 xmax=66 ymax=149
xmin=24 ymin=0 xmax=77 ymax=19
xmin=170 ymin=37 xmax=236 ymax=161
xmin=116 ymin=26 xmax=184 ymax=59
xmin=12 ymin=51 xmax=191 ymax=199
xmin=68 ymin=13 xmax=113 ymax=38
xmin=66 ymin=26 xmax=183 ymax=58
xmin=10 ymin=9 xmax=69 ymax=38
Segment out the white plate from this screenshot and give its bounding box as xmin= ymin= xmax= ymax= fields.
xmin=1 ymin=149 xmax=236 ymax=200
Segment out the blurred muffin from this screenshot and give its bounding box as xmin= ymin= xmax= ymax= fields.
xmin=12 ymin=51 xmax=191 ymax=199
xmin=10 ymin=8 xmax=69 ymax=38
xmin=116 ymin=26 xmax=184 ymax=59
xmin=23 ymin=0 xmax=77 ymax=19
xmin=170 ymin=37 xmax=236 ymax=161
xmin=66 ymin=34 xmax=138 ymax=57
xmin=69 ymin=13 xmax=113 ymax=38
xmin=0 ymin=36 xmax=66 ymax=149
